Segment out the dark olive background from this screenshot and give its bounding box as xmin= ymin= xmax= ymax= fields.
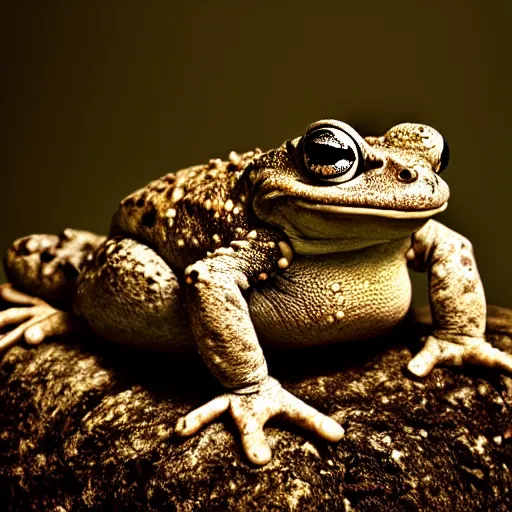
xmin=1 ymin=1 xmax=510 ymax=307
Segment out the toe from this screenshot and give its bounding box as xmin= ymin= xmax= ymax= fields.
xmin=0 ymin=285 xmax=44 ymax=306
xmin=281 ymin=392 xmax=344 ymax=442
xmin=310 ymin=415 xmax=344 ymax=442
xmin=465 ymin=341 xmax=512 ymax=373
xmin=0 ymin=307 xmax=36 ymax=328
xmin=175 ymin=395 xmax=230 ymax=436
xmin=408 ymin=336 xmax=442 ymax=377
xmin=25 ymin=324 xmax=46 ymax=345
xmin=238 ymin=418 xmax=272 ymax=465
xmin=0 ymin=323 xmax=27 ymax=351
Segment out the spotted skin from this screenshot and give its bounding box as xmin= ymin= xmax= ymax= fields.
xmin=2 ymin=119 xmax=511 ymax=465
xmin=109 ymin=151 xmax=269 ymax=273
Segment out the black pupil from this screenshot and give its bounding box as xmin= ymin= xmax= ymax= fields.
xmin=439 ymin=137 xmax=450 ymax=172
xmin=304 ymin=130 xmax=355 ymax=176
xmin=399 ymin=169 xmax=413 ymax=180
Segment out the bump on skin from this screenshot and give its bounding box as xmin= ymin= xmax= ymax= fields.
xmin=278 ymin=241 xmax=294 ymax=264
xmin=224 ymin=199 xmax=234 ymax=212
xmin=230 ymin=241 xmax=250 ymax=251
xmin=277 ymin=258 xmax=289 ymax=270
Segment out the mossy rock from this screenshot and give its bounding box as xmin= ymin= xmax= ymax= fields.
xmin=0 ymin=306 xmax=511 ymax=511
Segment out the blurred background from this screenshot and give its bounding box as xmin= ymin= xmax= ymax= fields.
xmin=1 ymin=1 xmax=510 ymax=307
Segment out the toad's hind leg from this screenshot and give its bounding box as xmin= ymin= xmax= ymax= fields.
xmin=4 ymin=229 xmax=106 ymax=307
xmin=74 ymin=236 xmax=194 ymax=351
xmin=0 ymin=229 xmax=106 ymax=351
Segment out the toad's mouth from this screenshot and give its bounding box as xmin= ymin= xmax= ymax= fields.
xmin=294 ymin=200 xmax=448 ymax=219
xmin=257 ymin=197 xmax=449 ymax=255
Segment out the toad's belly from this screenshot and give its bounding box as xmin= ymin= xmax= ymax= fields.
xmin=249 ymin=239 xmax=412 ymax=348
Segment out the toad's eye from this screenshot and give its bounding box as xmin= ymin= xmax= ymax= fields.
xmin=301 ymin=127 xmax=362 ymax=183
xmin=438 ymin=137 xmax=450 ymax=173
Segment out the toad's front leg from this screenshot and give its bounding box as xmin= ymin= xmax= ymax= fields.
xmin=174 ymin=232 xmax=344 ymax=465
xmin=407 ymin=220 xmax=512 ymax=376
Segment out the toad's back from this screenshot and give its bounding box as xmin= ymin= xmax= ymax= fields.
xmin=109 ymin=151 xmax=260 ymax=273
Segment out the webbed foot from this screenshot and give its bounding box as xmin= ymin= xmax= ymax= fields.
xmin=408 ymin=333 xmax=512 ymax=377
xmin=0 ymin=284 xmax=82 ymax=351
xmin=175 ymin=376 xmax=344 ymax=465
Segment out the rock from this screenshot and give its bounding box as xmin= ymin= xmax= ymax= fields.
xmin=0 ymin=308 xmax=511 ymax=511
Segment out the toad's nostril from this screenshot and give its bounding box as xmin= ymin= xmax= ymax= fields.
xmin=397 ymin=169 xmax=417 ymax=182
